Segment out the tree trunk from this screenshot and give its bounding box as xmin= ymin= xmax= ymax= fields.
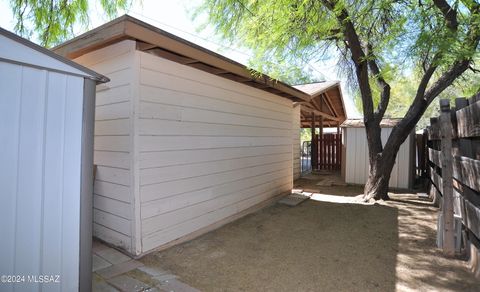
xmin=363 ymin=154 xmax=396 ymax=201
xmin=363 ymin=138 xmax=399 ymax=201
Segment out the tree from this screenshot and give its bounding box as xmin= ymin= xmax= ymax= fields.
xmin=9 ymin=0 xmax=131 ymax=47
xmin=196 ymin=0 xmax=480 ymax=200
xmin=353 ymin=61 xmax=480 ymax=130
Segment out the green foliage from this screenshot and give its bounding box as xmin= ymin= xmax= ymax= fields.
xmin=353 ymin=61 xmax=480 ymax=129
xmin=196 ymin=0 xmax=479 ymax=114
xmin=10 ymin=0 xmax=132 ymax=47
xmin=300 ymin=128 xmax=311 ymax=143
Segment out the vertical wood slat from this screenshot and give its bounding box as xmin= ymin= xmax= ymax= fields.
xmin=328 ymin=134 xmax=332 ymax=170
xmin=319 ymin=116 xmax=323 ymax=170
xmin=324 ymin=134 xmax=328 ymax=169
xmin=316 ymin=133 xmax=343 ymax=171
xmin=339 ymin=133 xmax=342 ymax=170
xmin=311 ymin=113 xmax=318 ymax=170
xmin=440 ymin=99 xmax=455 ymax=256
xmin=329 ymin=134 xmax=332 ymax=170
xmin=331 ymin=134 xmax=334 ymax=170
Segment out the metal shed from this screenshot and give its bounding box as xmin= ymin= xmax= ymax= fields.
xmin=0 ymin=28 xmax=107 ymax=291
xmin=53 ymin=15 xmax=310 ymax=257
xmin=341 ymin=119 xmax=415 ymax=189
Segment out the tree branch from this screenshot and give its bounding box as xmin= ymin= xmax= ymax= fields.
xmin=432 ymin=0 xmax=459 ymax=30
xmin=321 ymin=0 xmax=375 ymax=120
xmin=366 ymin=44 xmax=391 ymax=120
xmin=321 ymin=0 xmax=385 ymax=157
xmin=424 ymin=60 xmax=471 ymax=103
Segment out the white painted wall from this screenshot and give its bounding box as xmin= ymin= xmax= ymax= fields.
xmin=73 ymin=40 xmax=138 ymax=254
xmin=0 ymin=62 xmax=84 ymax=291
xmin=72 ymin=42 xmax=295 ymax=255
xmin=137 ymin=52 xmax=294 ymax=253
xmin=343 ymin=127 xmax=413 ymax=189
xmin=292 ymin=105 xmax=301 ymax=180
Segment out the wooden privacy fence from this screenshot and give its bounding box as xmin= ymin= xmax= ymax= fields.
xmin=427 ymin=95 xmax=480 ymax=271
xmin=318 ymin=133 xmax=341 ymax=170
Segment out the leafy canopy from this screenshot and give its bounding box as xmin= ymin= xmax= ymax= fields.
xmin=354 ymin=60 xmax=480 ymax=129
xmin=9 ymin=0 xmax=132 ymax=47
xmin=196 ymin=0 xmax=479 ymax=112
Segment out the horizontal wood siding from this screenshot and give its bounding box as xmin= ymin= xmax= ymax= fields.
xmin=137 ymin=52 xmax=293 ymax=252
xmin=74 ymin=40 xmax=135 ymax=253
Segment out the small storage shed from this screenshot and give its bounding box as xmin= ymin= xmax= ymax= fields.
xmin=341 ymin=119 xmax=415 ymax=189
xmin=53 ymin=15 xmax=310 ymax=256
xmin=0 ymin=28 xmax=107 ymax=291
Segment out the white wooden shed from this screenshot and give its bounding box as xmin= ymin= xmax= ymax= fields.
xmin=341 ymin=119 xmax=415 ymax=189
xmin=0 ymin=28 xmax=107 ymax=291
xmin=53 ymin=15 xmax=310 ymax=256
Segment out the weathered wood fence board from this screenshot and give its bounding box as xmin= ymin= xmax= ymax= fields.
xmin=456 ymin=99 xmax=480 ymax=138
xmin=427 ymin=95 xmax=480 ymax=258
xmin=317 ymin=133 xmax=341 ymax=171
xmin=428 ymin=148 xmax=441 ymax=169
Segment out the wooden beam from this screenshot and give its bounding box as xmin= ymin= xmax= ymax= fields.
xmin=323 ymin=92 xmax=340 ymax=118
xmin=52 ymin=17 xmax=128 ymax=58
xmin=136 ymin=41 xmax=157 ymax=51
xmin=187 ymin=62 xmax=229 ymax=75
xmin=217 ymin=73 xmax=251 ymax=83
xmin=300 ymin=104 xmax=340 ymax=121
xmin=53 ymin=15 xmax=311 ymax=102
xmin=243 ymin=81 xmax=269 ymax=89
xmin=145 ymin=48 xmax=197 ymax=64
xmin=124 ymin=18 xmax=311 ymax=102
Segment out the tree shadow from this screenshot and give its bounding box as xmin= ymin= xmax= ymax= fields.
xmin=137 ymin=186 xmax=479 ymax=291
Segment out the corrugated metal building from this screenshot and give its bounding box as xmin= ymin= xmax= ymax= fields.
xmin=341 ymin=119 xmax=415 ymax=189
xmin=0 ymin=28 xmax=107 ymax=291
xmin=53 ymin=15 xmax=310 ymax=256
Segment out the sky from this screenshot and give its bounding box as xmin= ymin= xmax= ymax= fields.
xmin=0 ymin=0 xmax=360 ymax=118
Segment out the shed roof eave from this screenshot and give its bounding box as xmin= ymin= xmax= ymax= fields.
xmin=52 ymin=15 xmax=310 ymax=102
xmin=0 ymin=27 xmax=108 ymax=83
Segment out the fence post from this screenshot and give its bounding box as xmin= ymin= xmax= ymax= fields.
xmin=440 ymin=99 xmax=455 ymax=256
xmin=311 ymin=113 xmax=318 ymax=170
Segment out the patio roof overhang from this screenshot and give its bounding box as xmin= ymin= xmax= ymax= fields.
xmin=293 ymin=81 xmax=347 ymax=128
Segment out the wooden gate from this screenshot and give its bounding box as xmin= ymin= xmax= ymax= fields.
xmin=318 ymin=133 xmax=341 ymax=170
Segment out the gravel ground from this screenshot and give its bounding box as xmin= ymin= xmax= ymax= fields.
xmin=139 ymin=176 xmax=479 ymax=292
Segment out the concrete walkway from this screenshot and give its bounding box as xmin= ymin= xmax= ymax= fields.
xmin=92 ymin=240 xmax=199 ymax=292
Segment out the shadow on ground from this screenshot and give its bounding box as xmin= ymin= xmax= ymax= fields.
xmin=139 ymin=176 xmax=479 ymax=291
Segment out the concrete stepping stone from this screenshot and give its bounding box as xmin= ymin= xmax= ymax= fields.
xmin=95 ymin=247 xmax=132 ymax=265
xmin=93 ymin=254 xmax=112 ymax=272
xmin=157 ymin=278 xmax=200 ymax=292
xmin=96 ymin=260 xmax=144 ymax=279
xmin=278 ymin=192 xmax=312 ymax=206
xmin=137 ymin=266 xmax=169 ymax=277
xmin=92 ymin=240 xmax=111 ymax=254
xmin=107 ymin=275 xmax=156 ymax=292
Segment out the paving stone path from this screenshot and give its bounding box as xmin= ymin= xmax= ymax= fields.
xmin=92 ymin=240 xmax=200 ymax=292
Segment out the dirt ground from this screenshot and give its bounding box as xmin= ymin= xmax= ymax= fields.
xmin=139 ymin=175 xmax=479 ymax=292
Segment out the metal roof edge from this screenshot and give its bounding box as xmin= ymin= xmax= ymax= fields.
xmin=0 ymin=27 xmax=109 ymax=83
